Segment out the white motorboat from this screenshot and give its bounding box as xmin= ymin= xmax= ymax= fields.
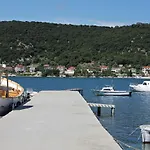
xmin=140 ymin=125 xmax=150 ymax=143
xmin=129 ymin=81 xmax=150 ymax=92
xmin=92 ymin=86 xmax=132 ymax=96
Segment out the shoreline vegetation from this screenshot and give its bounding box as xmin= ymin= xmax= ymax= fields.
xmin=1 ymin=21 xmax=150 ymax=79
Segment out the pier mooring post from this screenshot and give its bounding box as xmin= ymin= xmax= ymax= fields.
xmin=111 ymin=107 xmax=115 ymax=116
xmin=97 ymin=107 xmax=101 ymax=116
xmin=88 ymin=103 xmax=115 ymax=117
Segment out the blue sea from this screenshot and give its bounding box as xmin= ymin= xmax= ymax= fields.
xmin=9 ymin=76 xmax=150 ymax=150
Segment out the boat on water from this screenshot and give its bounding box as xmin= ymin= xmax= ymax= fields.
xmin=0 ymin=65 xmax=25 ymax=116
xmin=129 ymin=81 xmax=150 ymax=92
xmin=140 ymin=125 xmax=150 ymax=143
xmin=92 ymin=85 xmax=132 ymax=96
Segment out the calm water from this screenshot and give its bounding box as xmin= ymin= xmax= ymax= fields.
xmin=9 ymin=76 xmax=150 ymax=150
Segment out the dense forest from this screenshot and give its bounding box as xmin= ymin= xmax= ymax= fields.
xmin=0 ymin=21 xmax=150 ymax=68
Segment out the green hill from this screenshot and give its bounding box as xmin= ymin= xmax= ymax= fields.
xmin=0 ymin=21 xmax=150 ymax=67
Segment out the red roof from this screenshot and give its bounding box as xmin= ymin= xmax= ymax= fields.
xmin=44 ymin=64 xmax=49 ymax=67
xmin=99 ymin=65 xmax=108 ymax=69
xmin=143 ymin=66 xmax=150 ymax=69
xmin=16 ymin=64 xmax=24 ymax=68
xmin=68 ymin=66 xmax=75 ymax=70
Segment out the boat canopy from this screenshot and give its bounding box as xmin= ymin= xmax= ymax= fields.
xmin=142 ymin=81 xmax=150 ymax=85
xmin=101 ymin=86 xmax=115 ymax=91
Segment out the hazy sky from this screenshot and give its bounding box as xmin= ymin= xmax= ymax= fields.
xmin=0 ymin=0 xmax=149 ymax=27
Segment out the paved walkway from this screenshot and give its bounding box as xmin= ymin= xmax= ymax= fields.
xmin=0 ymin=91 xmax=122 ymax=150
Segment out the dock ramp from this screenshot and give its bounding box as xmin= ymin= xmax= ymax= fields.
xmin=0 ymin=91 xmax=122 ymax=150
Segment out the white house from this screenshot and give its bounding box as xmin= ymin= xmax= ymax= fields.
xmin=14 ymin=64 xmax=25 ymax=73
xmin=142 ymin=66 xmax=150 ymax=76
xmin=99 ymin=65 xmax=108 ymax=72
xmin=57 ymin=66 xmax=65 ymax=74
xmin=111 ymin=67 xmax=121 ymax=73
xmin=65 ymin=66 xmax=75 ymax=76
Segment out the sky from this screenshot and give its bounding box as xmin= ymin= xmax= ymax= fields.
xmin=0 ymin=0 xmax=150 ymax=27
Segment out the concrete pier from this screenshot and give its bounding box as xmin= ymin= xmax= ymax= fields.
xmin=0 ymin=91 xmax=122 ymax=150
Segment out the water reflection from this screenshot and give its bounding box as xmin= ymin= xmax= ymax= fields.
xmin=11 ymin=77 xmax=150 ymax=150
xmin=142 ymin=144 xmax=150 ymax=150
xmin=92 ymin=91 xmax=150 ymax=150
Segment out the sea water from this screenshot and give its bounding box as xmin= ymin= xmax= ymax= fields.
xmin=9 ymin=76 xmax=150 ymax=150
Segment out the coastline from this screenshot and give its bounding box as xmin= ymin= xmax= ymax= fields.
xmin=8 ymin=75 xmax=150 ymax=79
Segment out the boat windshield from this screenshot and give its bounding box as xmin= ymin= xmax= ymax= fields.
xmin=103 ymin=88 xmax=111 ymax=91
xmin=102 ymin=86 xmax=114 ymax=91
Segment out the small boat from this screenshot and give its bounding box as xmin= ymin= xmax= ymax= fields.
xmin=140 ymin=125 xmax=150 ymax=143
xmin=92 ymin=85 xmax=132 ymax=96
xmin=26 ymin=88 xmax=38 ymax=97
xmin=129 ymin=81 xmax=150 ymax=92
xmin=0 ymin=65 xmax=25 ymax=116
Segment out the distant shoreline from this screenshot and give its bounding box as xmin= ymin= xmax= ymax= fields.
xmin=7 ymin=75 xmax=150 ymax=79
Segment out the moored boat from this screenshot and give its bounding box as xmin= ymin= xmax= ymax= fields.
xmin=129 ymin=81 xmax=150 ymax=92
xmin=0 ymin=97 xmax=13 ymax=117
xmin=0 ymin=65 xmax=25 ymax=116
xmin=140 ymin=125 xmax=150 ymax=143
xmin=26 ymin=88 xmax=38 ymax=97
xmin=92 ymin=85 xmax=132 ymax=96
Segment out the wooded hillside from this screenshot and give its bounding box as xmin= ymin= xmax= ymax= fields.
xmin=0 ymin=21 xmax=150 ymax=67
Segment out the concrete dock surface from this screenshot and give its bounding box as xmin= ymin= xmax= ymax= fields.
xmin=0 ymin=91 xmax=122 ymax=150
